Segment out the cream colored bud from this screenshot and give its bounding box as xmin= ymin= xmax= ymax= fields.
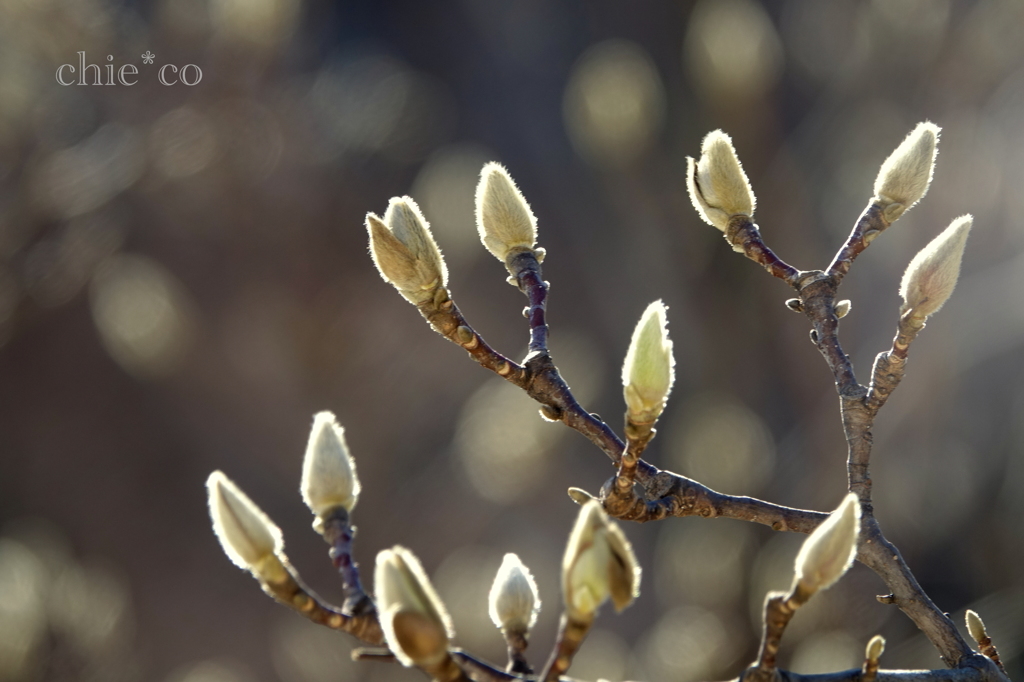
xmin=966 ymin=610 xmax=987 ymax=645
xmin=366 ymin=197 xmax=447 ymax=304
xmin=899 ymin=215 xmax=972 ymax=319
xmin=835 ymin=300 xmax=851 ymax=319
xmin=562 ymin=501 xmax=640 ymax=620
xmin=375 ymin=546 xmax=453 ymax=667
xmin=866 ymin=635 xmax=886 ymax=662
xmin=874 ymin=122 xmax=940 ymax=222
xmin=207 ymin=471 xmax=283 ymax=573
xmin=686 ymin=130 xmax=756 ymax=231
xmin=794 ymin=493 xmax=860 ymax=595
xmin=300 ymin=411 xmax=361 ymax=522
xmin=622 ymin=300 xmax=675 ymax=424
xmin=475 ymin=162 xmax=538 ymax=262
xmin=488 ymin=553 xmax=541 ymax=634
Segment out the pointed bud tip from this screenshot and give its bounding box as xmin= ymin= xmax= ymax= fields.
xmin=874 ymin=122 xmax=941 ymax=220
xmin=687 ymin=130 xmax=756 ymax=230
xmin=866 ymin=635 xmax=886 ymax=661
xmin=622 ymin=300 xmax=675 ymax=424
xmin=207 ymin=471 xmax=283 ymax=572
xmin=301 ymin=411 xmax=361 ymax=519
xmin=899 ymin=215 xmax=973 ymax=319
xmin=794 ymin=493 xmax=861 ymax=595
xmin=562 ymin=501 xmax=640 ymax=619
xmin=475 ymin=162 xmax=538 ymax=262
xmin=366 ymin=197 xmax=447 ymax=304
xmin=966 ymin=610 xmax=986 ymax=644
xmin=488 ymin=553 xmax=541 ymax=633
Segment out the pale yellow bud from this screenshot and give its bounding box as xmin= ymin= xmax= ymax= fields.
xmin=794 ymin=493 xmax=860 ymax=594
xmin=866 ymin=635 xmax=886 ymax=662
xmin=835 ymin=300 xmax=851 ymax=319
xmin=899 ymin=215 xmax=972 ymax=319
xmin=300 ymin=412 xmax=360 ymax=522
xmin=686 ymin=130 xmax=756 ymax=231
xmin=475 ymin=162 xmax=538 ymax=262
xmin=874 ymin=122 xmax=940 ymax=222
xmin=622 ymin=300 xmax=675 ymax=424
xmin=966 ymin=610 xmax=987 ymax=645
xmin=207 ymin=471 xmax=283 ymax=573
xmin=562 ymin=501 xmax=640 ymax=620
xmin=375 ymin=546 xmax=453 ymax=667
xmin=488 ymin=553 xmax=541 ymax=634
xmin=367 ymin=197 xmax=447 ymax=304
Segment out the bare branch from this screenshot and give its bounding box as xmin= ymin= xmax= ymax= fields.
xmin=828 ymin=202 xmax=891 ymax=281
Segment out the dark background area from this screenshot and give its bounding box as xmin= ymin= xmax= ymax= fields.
xmin=0 ymin=1 xmax=1022 ymax=681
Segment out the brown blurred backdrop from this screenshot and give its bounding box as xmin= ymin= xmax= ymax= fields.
xmin=0 ymin=1 xmax=1023 ymax=681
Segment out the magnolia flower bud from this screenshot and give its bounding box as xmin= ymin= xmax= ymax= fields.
xmin=794 ymin=493 xmax=860 ymax=595
xmin=375 ymin=546 xmax=454 ymax=667
xmin=866 ymin=635 xmax=886 ymax=662
xmin=367 ymin=197 xmax=448 ymax=305
xmin=300 ymin=411 xmax=361 ymax=523
xmin=562 ymin=501 xmax=640 ymax=620
xmin=899 ymin=215 xmax=972 ymax=320
xmin=475 ymin=162 xmax=538 ymax=262
xmin=207 ymin=471 xmax=283 ymax=576
xmin=488 ymin=553 xmax=541 ymax=635
xmin=835 ymin=300 xmax=851 ymax=319
xmin=622 ymin=300 xmax=675 ymax=424
xmin=874 ymin=122 xmax=940 ymax=222
xmin=966 ymin=610 xmax=987 ymax=645
xmin=686 ymin=130 xmax=756 ymax=232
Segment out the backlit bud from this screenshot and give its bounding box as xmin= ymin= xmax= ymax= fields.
xmin=375 ymin=546 xmax=453 ymax=667
xmin=367 ymin=197 xmax=448 ymax=305
xmin=794 ymin=493 xmax=860 ymax=595
xmin=300 ymin=412 xmax=361 ymax=523
xmin=835 ymin=300 xmax=851 ymax=319
xmin=686 ymin=130 xmax=756 ymax=231
xmin=488 ymin=553 xmax=541 ymax=635
xmin=899 ymin=215 xmax=972 ymax=320
xmin=562 ymin=501 xmax=640 ymax=620
xmin=475 ymin=162 xmax=538 ymax=262
xmin=622 ymin=300 xmax=675 ymax=424
xmin=966 ymin=610 xmax=987 ymax=645
xmin=874 ymin=122 xmax=940 ymax=222
xmin=207 ymin=471 xmax=283 ymax=574
xmin=866 ymin=635 xmax=886 ymax=662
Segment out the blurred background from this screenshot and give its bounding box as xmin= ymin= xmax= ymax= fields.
xmin=1 ymin=0 xmax=1023 ymax=680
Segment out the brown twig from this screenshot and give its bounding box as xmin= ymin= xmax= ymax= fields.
xmin=725 ymin=215 xmax=802 ymax=286
xmin=320 ymin=507 xmax=374 ymax=616
xmin=827 ymin=202 xmax=891 ymax=281
xmin=744 ymin=584 xmax=814 ymax=682
xmin=501 ymin=630 xmax=532 ymax=675
xmin=507 ymin=249 xmax=550 ymax=354
xmin=540 ymin=613 xmax=593 ymax=682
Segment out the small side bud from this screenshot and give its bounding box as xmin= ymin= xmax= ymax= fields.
xmin=367 ymin=197 xmax=448 ymax=305
xmin=899 ymin=215 xmax=972 ymax=320
xmin=475 ymin=162 xmax=537 ymax=262
xmin=874 ymin=122 xmax=940 ymax=222
xmin=301 ymin=412 xmax=361 ymax=524
xmin=207 ymin=471 xmax=283 ymax=575
xmin=488 ymin=553 xmax=541 ymax=636
xmin=622 ymin=300 xmax=675 ymax=424
xmin=866 ymin=635 xmax=886 ymax=662
xmin=567 ymin=487 xmax=596 ymax=505
xmin=375 ymin=546 xmax=454 ymax=667
xmin=835 ymin=300 xmax=851 ymax=319
xmin=794 ymin=493 xmax=860 ymax=595
xmin=562 ymin=501 xmax=640 ymax=620
xmin=966 ymin=610 xmax=987 ymax=645
xmin=686 ymin=130 xmax=756 ymax=231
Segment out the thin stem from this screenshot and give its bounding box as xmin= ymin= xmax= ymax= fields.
xmin=827 ymin=202 xmax=891 ymax=281
xmin=507 ymin=250 xmax=550 ymax=354
xmin=746 ymin=585 xmax=812 ymax=682
xmin=500 ymin=630 xmax=532 ymax=675
xmin=320 ymin=508 xmax=373 ymax=616
xmin=539 ymin=612 xmax=593 ymax=682
xmin=726 ymin=216 xmax=802 ymax=286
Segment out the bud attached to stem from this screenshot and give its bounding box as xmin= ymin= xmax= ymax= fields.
xmin=367 ymin=197 xmax=448 ymax=305
xmin=899 ymin=215 xmax=972 ymax=321
xmin=793 ymin=493 xmax=860 ymax=596
xmin=686 ymin=130 xmax=756 ymax=232
xmin=622 ymin=300 xmax=675 ymax=425
xmin=866 ymin=635 xmax=886 ymax=662
xmin=207 ymin=471 xmax=285 ymax=581
xmin=300 ymin=411 xmax=361 ymax=529
xmin=966 ymin=610 xmax=987 ymax=646
xmin=562 ymin=501 xmax=640 ymax=620
xmin=475 ymin=162 xmax=538 ymax=263
xmin=375 ymin=546 xmax=454 ymax=668
xmin=874 ymin=122 xmax=940 ymax=222
xmin=488 ymin=553 xmax=541 ymax=636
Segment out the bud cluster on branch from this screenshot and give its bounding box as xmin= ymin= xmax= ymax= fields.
xmin=204 ymin=123 xmax=1008 ymax=682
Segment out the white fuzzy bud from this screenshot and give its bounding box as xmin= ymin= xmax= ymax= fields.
xmin=475 ymin=162 xmax=538 ymax=262
xmin=562 ymin=501 xmax=640 ymax=620
xmin=622 ymin=300 xmax=675 ymax=424
xmin=866 ymin=635 xmax=886 ymax=662
xmin=488 ymin=553 xmax=541 ymax=635
xmin=966 ymin=610 xmax=987 ymax=645
xmin=794 ymin=493 xmax=860 ymax=595
xmin=367 ymin=197 xmax=448 ymax=304
xmin=207 ymin=471 xmax=283 ymax=574
xmin=375 ymin=546 xmax=453 ymax=667
xmin=874 ymin=122 xmax=940 ymax=222
xmin=899 ymin=215 xmax=972 ymax=319
xmin=300 ymin=411 xmax=361 ymax=522
xmin=686 ymin=130 xmax=756 ymax=231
